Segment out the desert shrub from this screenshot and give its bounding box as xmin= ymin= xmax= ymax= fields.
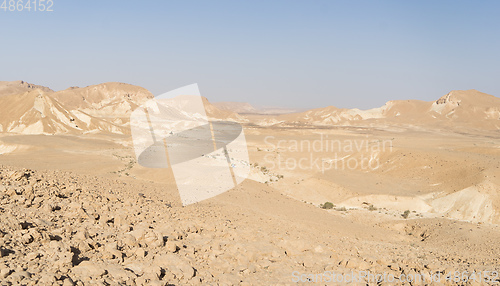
xmin=320 ymin=202 xmax=335 ymax=209
xmin=368 ymin=205 xmax=377 ymax=211
xmin=402 ymin=210 xmax=410 ymax=219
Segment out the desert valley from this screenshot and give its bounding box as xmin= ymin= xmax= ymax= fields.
xmin=0 ymin=80 xmax=499 ymax=285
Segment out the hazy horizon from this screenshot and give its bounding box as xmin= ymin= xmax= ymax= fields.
xmin=1 ymin=0 xmax=499 ymax=109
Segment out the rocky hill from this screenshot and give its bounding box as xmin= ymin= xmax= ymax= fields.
xmin=254 ymin=89 xmax=500 ymax=130
xmin=0 ymin=81 xmax=242 ymax=135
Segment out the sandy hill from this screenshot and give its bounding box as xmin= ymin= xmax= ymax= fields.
xmin=380 ymin=90 xmax=500 ymax=130
xmin=0 ymin=81 xmax=244 ymax=135
xmin=276 ymin=105 xmax=384 ymax=125
xmin=427 ymin=89 xmax=500 ymax=129
xmin=255 ymin=89 xmax=500 ymax=131
xmin=0 ymin=81 xmax=153 ymax=134
xmin=52 ymin=82 xmax=153 ymax=118
xmin=0 ymin=89 xmax=130 ymax=134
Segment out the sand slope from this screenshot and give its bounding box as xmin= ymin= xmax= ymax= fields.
xmin=251 ymin=89 xmax=500 ymax=131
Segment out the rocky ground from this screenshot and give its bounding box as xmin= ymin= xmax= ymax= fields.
xmin=0 ymin=164 xmax=499 ymax=285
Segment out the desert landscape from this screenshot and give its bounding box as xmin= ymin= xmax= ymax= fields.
xmin=0 ymin=80 xmax=498 ymax=285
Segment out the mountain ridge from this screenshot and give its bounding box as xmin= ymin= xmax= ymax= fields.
xmin=0 ymin=81 xmax=498 ymax=134
xmin=0 ymin=81 xmax=243 ymax=134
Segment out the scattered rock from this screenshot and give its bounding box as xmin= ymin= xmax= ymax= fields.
xmin=72 ymin=261 xmax=106 ymax=278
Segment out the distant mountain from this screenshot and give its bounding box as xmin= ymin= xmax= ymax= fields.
xmin=427 ymin=90 xmax=500 ymax=128
xmin=213 ymin=102 xmax=258 ymax=114
xmin=202 ymin=99 xmax=247 ymax=122
xmin=51 ymin=82 xmax=154 ymax=127
xmin=0 ymin=80 xmax=53 ymax=96
xmin=1 ymin=81 xmax=498 ymax=134
xmin=214 ymin=101 xmax=305 ymax=115
xmin=0 ymin=81 xmax=244 ymax=134
xmin=0 ymin=82 xmax=152 ymax=134
xmin=255 ymin=90 xmax=500 ymax=131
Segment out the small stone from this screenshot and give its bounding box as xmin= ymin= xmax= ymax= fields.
xmin=26 ymin=252 xmax=38 ymax=261
xmin=10 ymin=270 xmax=31 ymax=282
xmin=165 ymin=240 xmax=179 ymax=253
xmin=105 ymin=265 xmax=136 ymax=282
xmin=72 ymin=261 xmax=106 ymax=278
xmin=123 ymin=261 xmax=146 ymax=276
xmin=121 ymin=234 xmax=137 ymax=247
xmin=63 ymin=277 xmax=75 ymax=286
xmin=38 ymin=273 xmax=57 ymax=284
xmin=153 ymin=253 xmax=195 ymax=280
xmin=389 ymin=263 xmax=400 ymax=271
xmin=135 ymin=247 xmax=146 ymax=258
xmin=0 ymin=268 xmax=11 ymax=279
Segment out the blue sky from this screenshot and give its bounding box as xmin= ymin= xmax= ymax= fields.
xmin=1 ymin=0 xmax=499 ymax=109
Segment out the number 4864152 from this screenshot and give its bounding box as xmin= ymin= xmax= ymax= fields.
xmin=1 ymin=0 xmax=54 ymax=12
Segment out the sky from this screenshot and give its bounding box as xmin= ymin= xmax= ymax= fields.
xmin=1 ymin=0 xmax=499 ymax=109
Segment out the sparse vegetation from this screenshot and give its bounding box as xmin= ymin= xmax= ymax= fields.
xmin=320 ymin=202 xmax=335 ymax=209
xmin=336 ymin=206 xmax=347 ymax=211
xmin=112 ymin=154 xmax=136 ymax=177
xmin=402 ymin=210 xmax=411 ymax=219
xmin=368 ymin=204 xmax=377 ymax=211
